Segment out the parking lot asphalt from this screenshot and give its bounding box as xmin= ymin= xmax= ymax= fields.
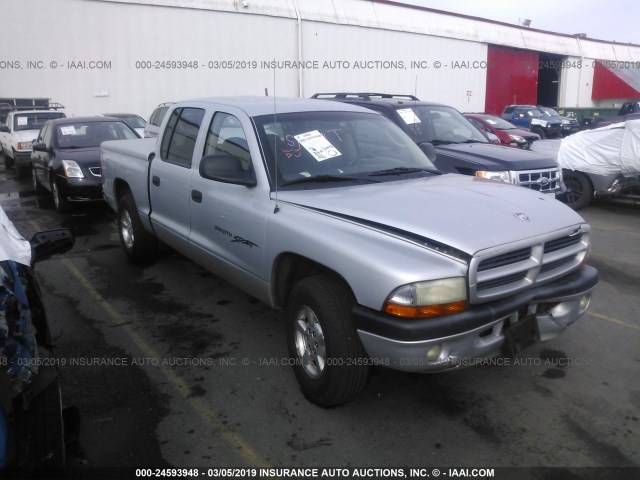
xmin=1 ymin=165 xmax=638 ymax=478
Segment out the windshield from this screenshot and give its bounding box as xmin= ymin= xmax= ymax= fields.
xmin=394 ymin=105 xmax=487 ymax=145
xmin=55 ymin=121 xmax=138 ymax=148
xmin=14 ymin=112 xmax=65 ymax=131
xmin=538 ymin=107 xmax=559 ymax=117
xmin=110 ymin=115 xmax=147 ymax=129
xmin=253 ymin=111 xmax=438 ymax=189
xmin=482 ymin=116 xmax=518 ymax=130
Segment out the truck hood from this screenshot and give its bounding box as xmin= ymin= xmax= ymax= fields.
xmin=436 ymin=143 xmax=558 ymax=170
xmin=277 ymin=174 xmax=584 ymax=256
xmin=14 ymin=129 xmax=40 ymax=143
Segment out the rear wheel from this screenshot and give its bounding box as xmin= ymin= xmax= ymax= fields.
xmin=117 ymin=192 xmax=158 ymax=263
xmin=563 ymin=171 xmax=593 ymax=210
xmin=285 ymin=275 xmax=369 ymax=407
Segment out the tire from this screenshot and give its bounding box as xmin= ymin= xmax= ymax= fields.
xmin=50 ymin=178 xmax=70 ymax=214
xmin=3 ymin=151 xmax=15 ymax=169
xmin=117 ymin=192 xmax=158 ymax=263
xmin=563 ymin=171 xmax=593 ymax=210
xmin=285 ymin=275 xmax=369 ymax=407
xmin=13 ymin=378 xmax=66 ymax=470
xmin=14 ymin=162 xmax=28 ymax=179
xmin=531 ymin=127 xmax=546 ymax=139
xmin=32 ymin=164 xmax=45 ymax=195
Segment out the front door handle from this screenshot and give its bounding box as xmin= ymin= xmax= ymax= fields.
xmin=191 ymin=190 xmax=203 ymax=203
xmin=152 ymin=175 xmax=160 ymax=186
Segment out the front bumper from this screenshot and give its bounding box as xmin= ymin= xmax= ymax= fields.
xmin=13 ymin=151 xmax=32 ymax=168
xmin=561 ymin=124 xmax=580 ymax=136
xmin=56 ymin=175 xmax=103 ymax=203
xmin=352 ymin=265 xmax=598 ymax=372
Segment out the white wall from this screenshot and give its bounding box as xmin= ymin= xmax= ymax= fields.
xmin=1 ymin=0 xmax=638 ymax=118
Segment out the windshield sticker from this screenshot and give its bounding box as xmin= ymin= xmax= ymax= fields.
xmin=486 ymin=119 xmax=497 ymax=125
xmin=294 ymin=130 xmax=341 ymax=162
xmin=16 ymin=117 xmax=28 ymax=126
xmin=60 ymin=126 xmax=77 ymax=136
xmin=397 ymin=108 xmax=421 ymax=125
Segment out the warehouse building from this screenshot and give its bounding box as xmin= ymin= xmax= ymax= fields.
xmin=1 ymin=0 xmax=639 ymax=118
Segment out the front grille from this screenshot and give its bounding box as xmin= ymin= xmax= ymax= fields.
xmin=478 ymin=247 xmax=531 ymax=271
xmin=469 ymin=226 xmax=590 ymax=303
xmin=517 ymin=168 xmax=561 ymax=193
xmin=544 ymin=234 xmax=581 ymax=253
xmin=88 ymin=167 xmax=102 ymax=177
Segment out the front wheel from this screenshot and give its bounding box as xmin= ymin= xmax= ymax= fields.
xmin=117 ymin=193 xmax=158 ymax=263
xmin=32 ymin=165 xmax=45 ymax=195
xmin=50 ymin=178 xmax=70 ymax=213
xmin=285 ymin=275 xmax=369 ymax=407
xmin=531 ymin=127 xmax=546 ymax=139
xmin=3 ymin=151 xmax=14 ymax=169
xmin=563 ymin=171 xmax=593 ymax=210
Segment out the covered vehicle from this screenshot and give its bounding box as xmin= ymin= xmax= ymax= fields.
xmin=0 ymin=207 xmax=74 ymax=471
xmin=531 ymin=120 xmax=640 ymax=209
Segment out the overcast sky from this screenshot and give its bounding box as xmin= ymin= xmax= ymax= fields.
xmin=398 ymin=0 xmax=639 ymax=45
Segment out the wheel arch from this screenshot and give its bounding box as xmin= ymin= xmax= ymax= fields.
xmin=271 ymin=253 xmax=355 ymax=310
xmin=113 ymin=178 xmax=132 ymax=203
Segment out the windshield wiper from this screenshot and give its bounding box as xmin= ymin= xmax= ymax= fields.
xmin=281 ymin=174 xmax=379 ymax=186
xmin=461 ymin=139 xmax=485 ymax=144
xmin=430 ymin=139 xmax=456 ymax=146
xmin=368 ymin=167 xmax=439 ymax=177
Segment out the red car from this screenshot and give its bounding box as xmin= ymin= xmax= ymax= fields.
xmin=464 ymin=113 xmax=540 ymax=149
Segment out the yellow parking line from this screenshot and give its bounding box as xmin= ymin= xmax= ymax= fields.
xmin=589 ymin=311 xmax=640 ymax=332
xmin=27 ymin=219 xmax=267 ymax=465
xmin=60 ymin=257 xmax=270 ymax=467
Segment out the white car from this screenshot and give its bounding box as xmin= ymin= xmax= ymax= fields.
xmin=0 ymin=109 xmax=66 ymax=177
xmin=143 ymin=102 xmax=173 ymax=138
xmin=101 ymin=113 xmax=146 ymax=137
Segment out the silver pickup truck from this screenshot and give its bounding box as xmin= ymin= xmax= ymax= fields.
xmin=101 ymin=97 xmax=598 ymax=406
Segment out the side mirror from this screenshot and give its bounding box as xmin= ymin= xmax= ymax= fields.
xmin=32 ymin=142 xmax=49 ymax=152
xmin=199 ymin=155 xmax=257 ymax=187
xmin=30 ymin=229 xmax=75 ymax=265
xmin=418 ymin=142 xmax=437 ymax=162
xmin=0 ymin=126 xmax=9 ymax=133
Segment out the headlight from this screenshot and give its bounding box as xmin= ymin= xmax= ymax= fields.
xmin=561 ymin=119 xmax=571 ymax=125
xmin=508 ymin=134 xmax=526 ymax=143
xmin=475 ymin=170 xmax=514 ymax=183
xmin=61 ymin=160 xmax=84 ymax=178
xmin=383 ymin=277 xmax=467 ymax=318
xmin=17 ymin=141 xmax=33 ymax=151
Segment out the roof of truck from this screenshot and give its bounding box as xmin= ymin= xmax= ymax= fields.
xmin=180 ymin=96 xmax=379 ymax=117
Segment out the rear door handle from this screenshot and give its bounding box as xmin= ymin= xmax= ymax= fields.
xmin=152 ymin=175 xmax=160 ymax=186
xmin=191 ymin=190 xmax=203 ymax=203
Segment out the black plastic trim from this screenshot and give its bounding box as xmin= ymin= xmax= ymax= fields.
xmin=352 ymin=265 xmax=598 ymax=341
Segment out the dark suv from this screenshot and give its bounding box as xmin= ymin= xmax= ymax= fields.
xmin=501 ymin=105 xmax=562 ymax=138
xmin=536 ymin=106 xmax=580 ymax=136
xmin=312 ymin=93 xmax=564 ymax=197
